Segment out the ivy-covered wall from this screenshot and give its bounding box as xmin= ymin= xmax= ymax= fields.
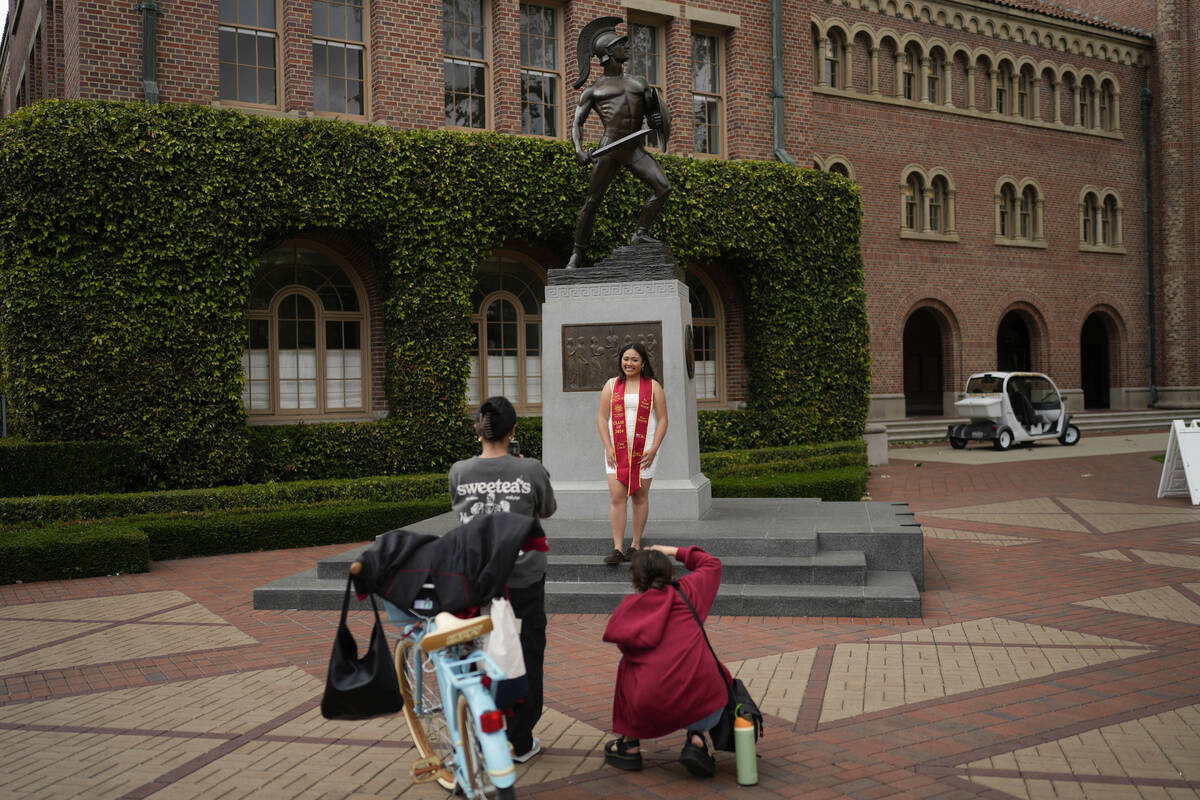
xmin=0 ymin=101 xmax=869 ymax=488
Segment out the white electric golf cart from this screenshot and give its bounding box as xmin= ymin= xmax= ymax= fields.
xmin=947 ymin=371 xmax=1081 ymax=450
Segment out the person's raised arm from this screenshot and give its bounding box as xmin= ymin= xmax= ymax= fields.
xmin=598 ymin=378 xmax=616 ymax=469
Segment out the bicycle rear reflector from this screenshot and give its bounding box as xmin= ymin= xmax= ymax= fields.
xmin=479 ymin=709 xmax=505 ymax=734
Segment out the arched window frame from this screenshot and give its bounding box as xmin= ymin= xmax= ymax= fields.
xmin=995 ymin=178 xmax=1045 ymax=247
xmin=824 ymin=29 xmax=845 ymax=88
xmin=901 ymin=46 xmax=918 ymax=100
xmin=1016 ymin=67 xmax=1031 ymax=118
xmin=901 ymin=166 xmax=957 ymax=241
xmin=903 ymin=173 xmax=924 ymax=231
xmin=1079 ymin=76 xmax=1094 ymax=128
xmin=926 ymin=50 xmax=943 ymax=103
xmin=684 ymin=267 xmax=726 ymax=406
xmin=821 ymin=154 xmax=856 ymax=181
xmin=1079 ymin=187 xmax=1125 ymax=253
xmin=244 ymin=245 xmax=372 ymax=421
xmin=468 ymin=253 xmax=546 ymax=412
xmin=994 ymin=62 xmax=1012 ymax=114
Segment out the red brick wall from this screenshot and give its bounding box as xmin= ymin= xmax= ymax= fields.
xmin=811 ymin=2 xmax=1152 ymax=402
xmin=2 ymin=0 xmax=1192 ymax=411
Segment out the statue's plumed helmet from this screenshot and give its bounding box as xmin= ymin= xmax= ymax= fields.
xmin=574 ymin=16 xmax=626 ymax=89
xmin=593 ymin=31 xmax=629 ymax=62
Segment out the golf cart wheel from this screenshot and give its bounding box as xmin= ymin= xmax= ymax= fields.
xmin=994 ymin=429 xmax=1014 ymax=451
xmin=1060 ymin=424 xmax=1080 ymax=446
xmin=950 ymin=437 xmax=967 ymax=450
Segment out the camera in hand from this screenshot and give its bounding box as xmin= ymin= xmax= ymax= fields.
xmin=508 ymin=439 xmax=520 ymax=457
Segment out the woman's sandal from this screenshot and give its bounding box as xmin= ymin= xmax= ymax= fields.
xmin=679 ymin=730 xmax=716 ymax=778
xmin=603 ymin=737 xmax=643 ymax=771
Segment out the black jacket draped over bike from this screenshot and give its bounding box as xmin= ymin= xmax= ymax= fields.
xmin=351 ymin=512 xmax=548 ymax=615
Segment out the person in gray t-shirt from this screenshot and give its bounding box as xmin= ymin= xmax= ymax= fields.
xmin=448 ymin=396 xmax=556 ymax=763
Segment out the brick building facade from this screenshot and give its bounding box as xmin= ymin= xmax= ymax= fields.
xmin=1 ymin=0 xmax=1194 ymax=423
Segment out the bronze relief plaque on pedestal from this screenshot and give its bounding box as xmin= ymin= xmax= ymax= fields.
xmin=562 ymin=322 xmax=663 ymax=392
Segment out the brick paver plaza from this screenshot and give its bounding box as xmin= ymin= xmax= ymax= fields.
xmin=2 ymin=432 xmax=1198 ymax=799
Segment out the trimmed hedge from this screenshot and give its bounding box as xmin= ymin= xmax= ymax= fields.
xmin=0 ymin=439 xmax=145 ymax=497
xmin=711 ymin=466 xmax=869 ymax=501
xmin=140 ymin=498 xmax=447 ymax=560
xmin=0 ymin=101 xmax=867 ymax=488
xmin=0 ymin=473 xmax=446 ymax=527
xmin=0 ymin=498 xmax=449 ymax=584
xmin=700 ymin=440 xmax=865 ymax=474
xmin=0 ymin=523 xmax=149 ymax=584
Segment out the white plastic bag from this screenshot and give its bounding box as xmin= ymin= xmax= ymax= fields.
xmin=484 ymin=597 xmax=526 ymax=680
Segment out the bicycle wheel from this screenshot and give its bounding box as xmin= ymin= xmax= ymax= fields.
xmin=456 ymin=693 xmax=496 ymax=799
xmin=395 ymin=639 xmax=455 ymax=790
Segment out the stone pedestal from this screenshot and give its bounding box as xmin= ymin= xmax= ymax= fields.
xmin=541 ymin=242 xmax=711 ymax=520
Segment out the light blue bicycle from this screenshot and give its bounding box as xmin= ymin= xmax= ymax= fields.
xmin=371 ymin=576 xmax=518 ymax=799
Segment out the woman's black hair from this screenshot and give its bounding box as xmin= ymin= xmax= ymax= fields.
xmin=629 ymin=548 xmax=674 ymax=592
xmin=475 ymin=396 xmax=517 ymax=443
xmin=615 ymin=342 xmax=656 ymax=383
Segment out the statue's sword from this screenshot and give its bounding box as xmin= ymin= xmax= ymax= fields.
xmin=590 ymin=127 xmax=653 ymax=159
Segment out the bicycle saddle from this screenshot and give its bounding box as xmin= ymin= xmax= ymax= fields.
xmin=420 ymin=611 xmax=493 ymax=653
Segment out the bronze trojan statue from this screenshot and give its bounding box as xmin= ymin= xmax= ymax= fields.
xmin=565 ymin=17 xmax=672 ymax=270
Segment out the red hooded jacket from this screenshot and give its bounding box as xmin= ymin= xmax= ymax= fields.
xmin=602 ymin=546 xmax=731 ymax=739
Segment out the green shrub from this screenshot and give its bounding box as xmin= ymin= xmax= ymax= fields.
xmin=244 ymin=419 xmax=477 ymax=483
xmin=711 ymin=466 xmax=869 ymax=501
xmin=0 ymin=439 xmax=146 ymax=497
xmin=0 ymin=101 xmax=867 ymax=488
xmin=140 ymin=498 xmax=447 ymax=560
xmin=700 ymin=440 xmax=864 ymax=470
xmin=0 ymin=523 xmax=149 ymax=584
xmin=0 ymin=473 xmax=446 ymax=527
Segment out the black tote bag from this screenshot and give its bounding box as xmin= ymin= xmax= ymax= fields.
xmin=673 ymin=583 xmax=764 ymax=752
xmin=320 ymin=575 xmax=405 ymax=720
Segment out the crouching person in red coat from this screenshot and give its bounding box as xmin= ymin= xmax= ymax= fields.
xmin=601 ymin=544 xmax=729 ymax=777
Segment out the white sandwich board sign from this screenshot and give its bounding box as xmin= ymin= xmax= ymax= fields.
xmin=1157 ymin=419 xmax=1200 ymax=506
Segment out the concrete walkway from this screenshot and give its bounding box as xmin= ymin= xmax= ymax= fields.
xmin=2 ymin=435 xmax=1198 ymax=799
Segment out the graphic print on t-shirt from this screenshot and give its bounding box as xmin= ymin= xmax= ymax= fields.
xmin=455 ymin=477 xmax=535 ymax=524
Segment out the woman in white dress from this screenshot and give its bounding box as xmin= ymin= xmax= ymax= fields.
xmin=597 ymin=343 xmax=668 ymax=565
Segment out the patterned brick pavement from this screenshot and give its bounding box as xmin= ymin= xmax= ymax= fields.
xmin=1 ymin=435 xmax=1198 ymax=799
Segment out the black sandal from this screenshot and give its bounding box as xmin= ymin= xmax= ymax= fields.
xmin=604 ymin=737 xmax=643 ymax=771
xmin=679 ymin=730 xmax=715 ymax=778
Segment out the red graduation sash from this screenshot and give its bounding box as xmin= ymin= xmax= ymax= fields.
xmin=612 ymin=377 xmax=653 ymax=495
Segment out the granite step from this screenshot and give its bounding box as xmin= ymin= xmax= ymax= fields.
xmin=253 ymin=568 xmax=920 ymax=618
xmin=545 ymin=551 xmax=866 ymax=586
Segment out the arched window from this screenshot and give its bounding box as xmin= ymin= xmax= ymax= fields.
xmin=995 ymin=63 xmax=1012 ymax=114
xmin=998 ymin=183 xmax=1017 ymax=237
xmin=685 ymin=269 xmax=724 ymax=403
xmin=824 ymin=31 xmax=844 ymax=88
xmin=926 ymin=52 xmax=943 ymax=103
xmin=1020 ymin=186 xmax=1036 ymax=239
xmin=1098 ymin=81 xmax=1114 ymax=130
xmin=828 ymin=161 xmax=850 ymax=177
xmin=904 ymin=173 xmax=924 ymax=230
xmin=1017 ymin=69 xmax=1030 ymax=118
xmin=903 ymin=47 xmax=917 ymax=99
xmin=469 ymin=254 xmax=544 ymax=411
xmin=1082 ymin=192 xmax=1099 ymax=244
xmin=929 ymin=176 xmax=946 ymax=232
xmin=1079 ymin=77 xmax=1094 ymax=128
xmin=244 ymin=246 xmax=368 ymax=417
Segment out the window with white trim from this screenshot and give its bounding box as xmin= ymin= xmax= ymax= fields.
xmin=313 ymin=0 xmax=366 ymax=115
xmin=692 ymin=32 xmax=723 ymax=155
xmin=219 ymin=0 xmax=278 ymax=105
xmin=519 ymin=3 xmax=561 ymax=137
xmin=685 ymin=270 xmax=723 ymax=403
xmin=445 ymin=0 xmax=490 ymax=128
xmin=244 ymin=246 xmax=368 ymax=417
xmin=469 ymin=255 xmax=544 ymax=411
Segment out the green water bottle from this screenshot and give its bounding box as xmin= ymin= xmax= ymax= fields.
xmin=734 ymin=716 xmax=757 ymax=785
